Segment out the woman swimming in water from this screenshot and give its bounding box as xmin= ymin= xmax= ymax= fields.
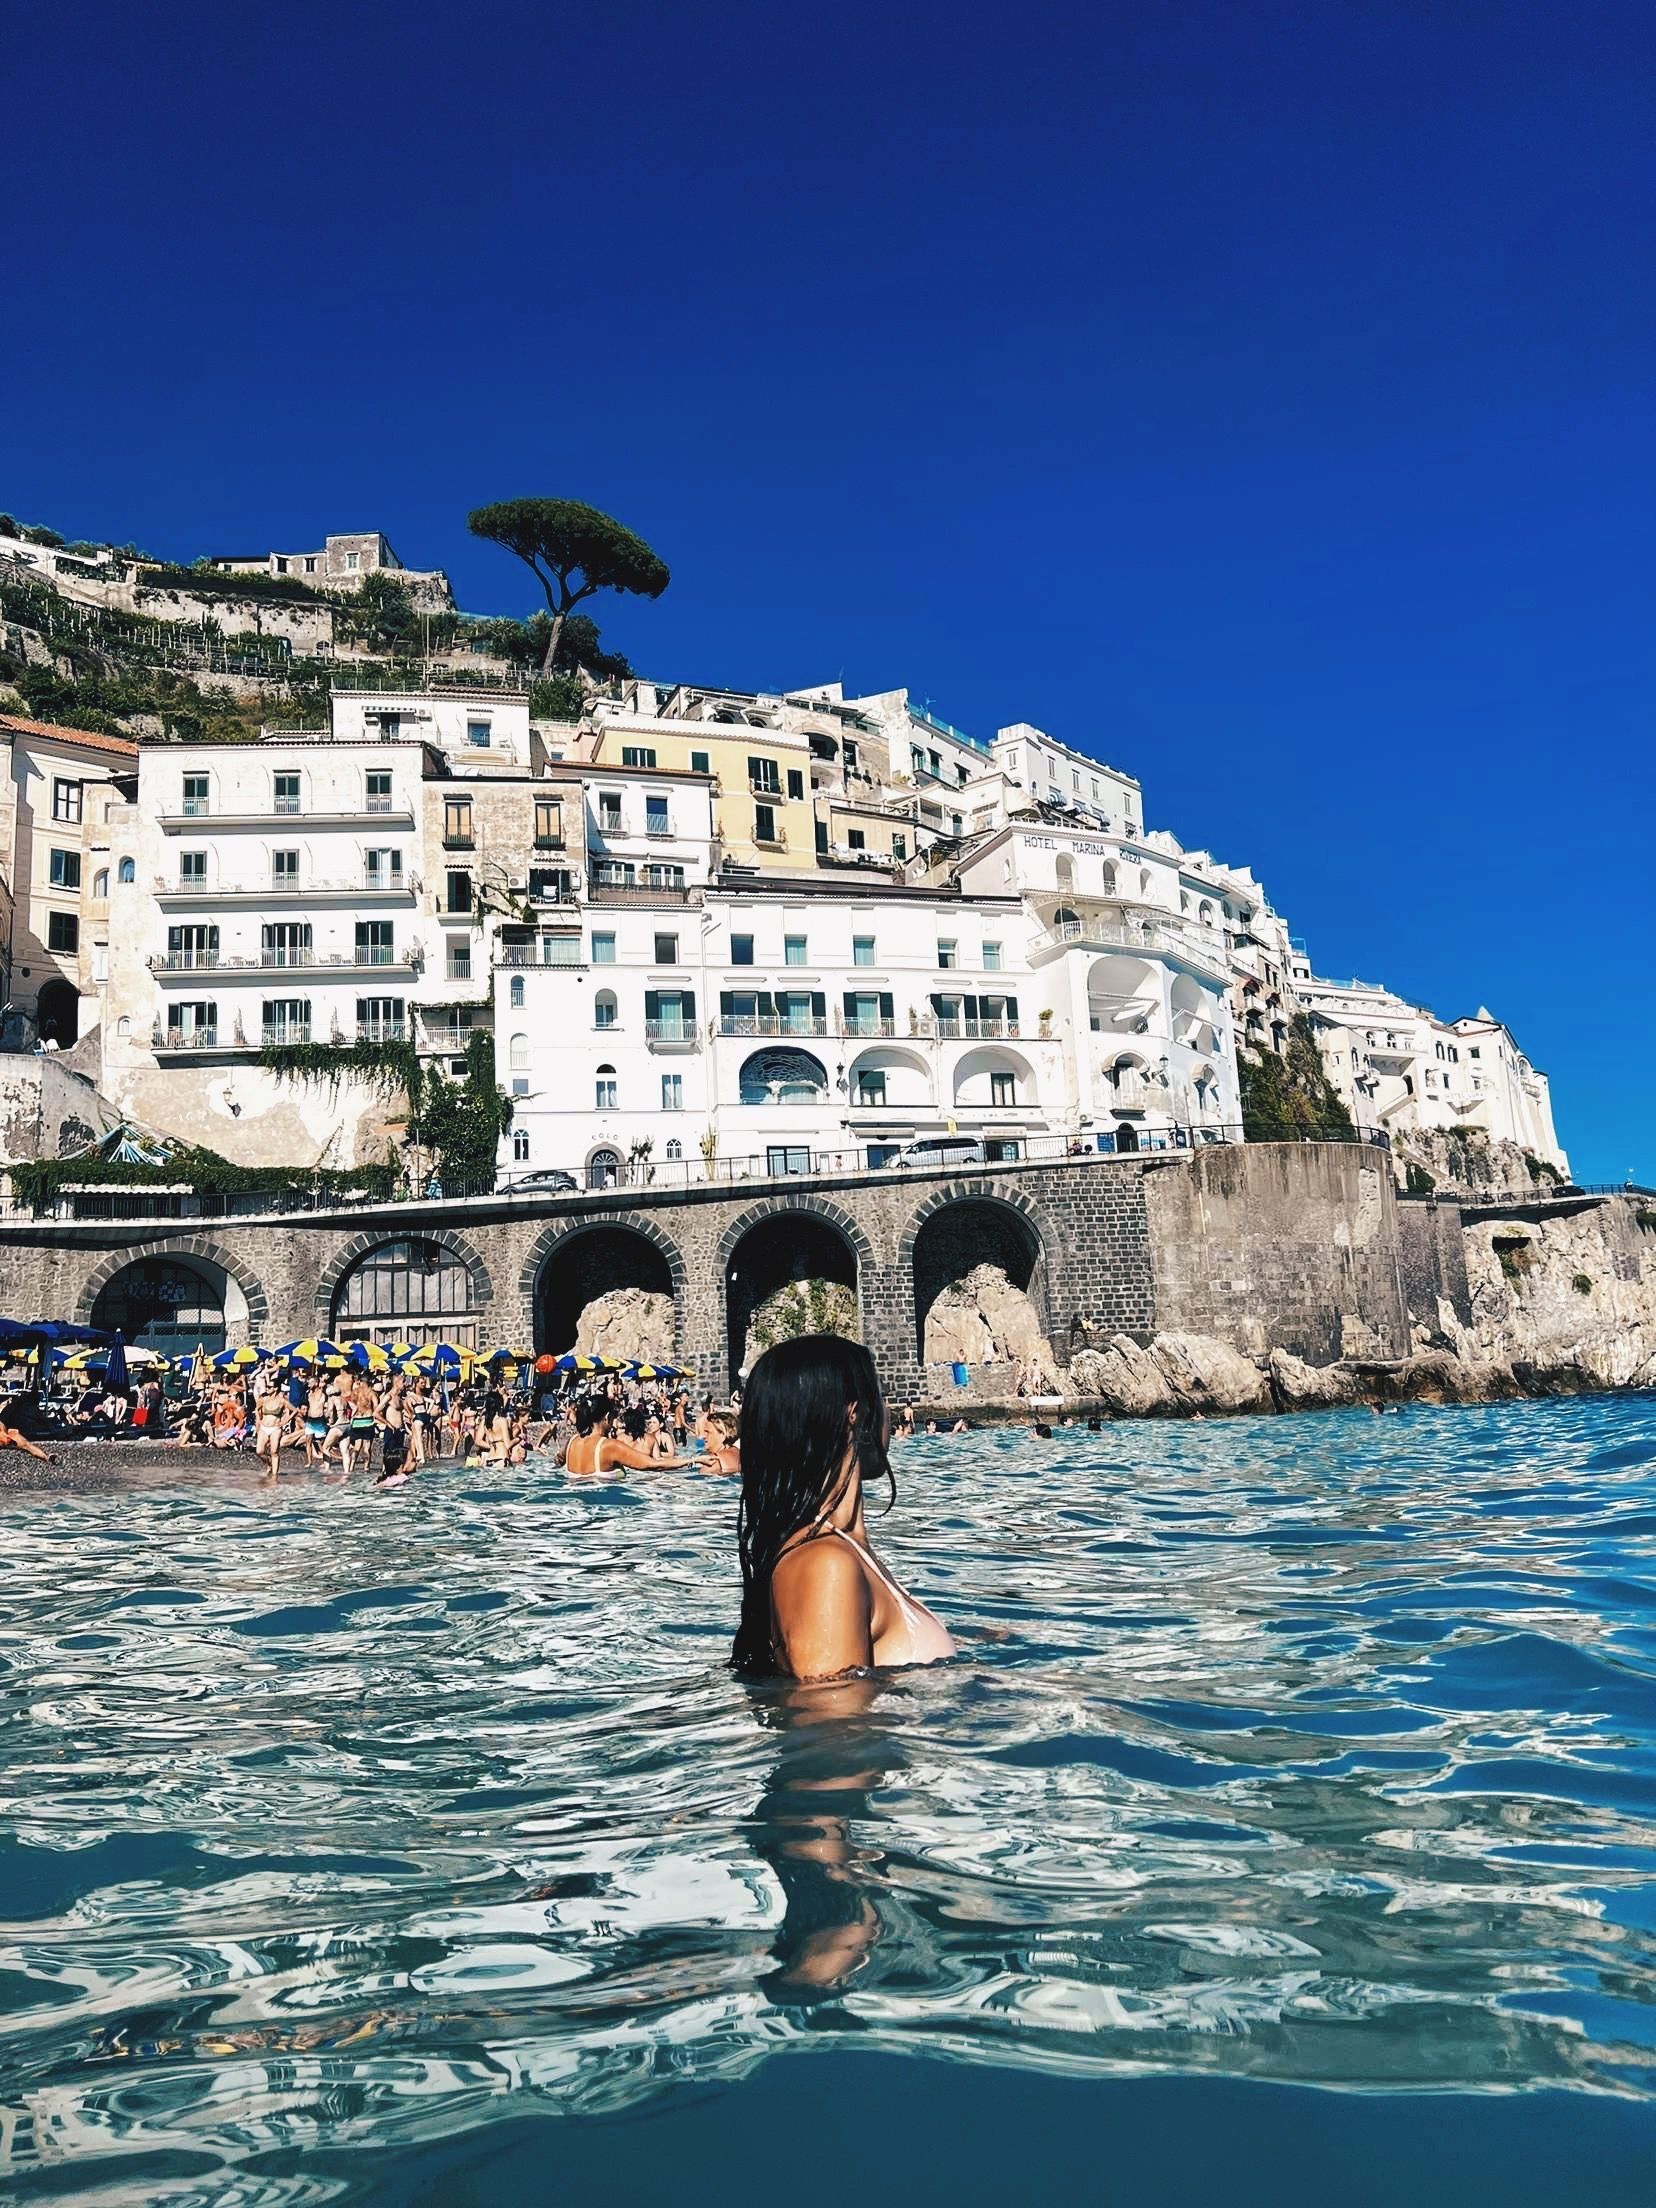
xmin=732 ymin=1334 xmax=955 ymax=1681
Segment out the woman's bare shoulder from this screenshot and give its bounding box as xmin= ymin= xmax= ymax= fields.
xmin=771 ymin=1533 xmax=867 ymax=1598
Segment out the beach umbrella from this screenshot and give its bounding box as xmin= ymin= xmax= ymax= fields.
xmin=273 ymin=1337 xmax=341 ymax=1365
xmin=552 ymin=1352 xmax=625 ymax=1374
xmin=406 ymin=1341 xmax=475 ymax=1375
xmin=211 ymin=1345 xmax=261 ymax=1371
xmin=484 ymin=1345 xmax=528 ymax=1367
xmin=63 ymin=1344 xmax=163 ymax=1372
xmin=624 ymin=1362 xmax=684 ymax=1381
xmin=104 ymin=1334 xmax=130 ymax=1397
xmin=344 ymin=1341 xmax=390 ymax=1370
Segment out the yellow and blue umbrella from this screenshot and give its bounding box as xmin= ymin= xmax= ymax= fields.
xmin=273 ymin=1337 xmax=341 ymax=1365
xmin=211 ymin=1345 xmax=261 ymax=1371
xmin=342 ymin=1340 xmax=390 ymax=1371
xmin=552 ymin=1353 xmax=625 ymax=1374
xmin=406 ymin=1341 xmax=478 ymax=1376
xmin=623 ymin=1362 xmax=684 ymax=1381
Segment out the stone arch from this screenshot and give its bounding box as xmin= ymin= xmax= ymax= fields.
xmin=522 ymin=1211 xmax=687 ymax=1359
xmin=717 ymin=1194 xmax=876 ymax=1380
xmin=78 ymin=1235 xmax=271 ymax=1343
xmin=315 ymin=1225 xmax=492 ymax=1336
xmin=899 ymin=1182 xmax=1063 ymax=1366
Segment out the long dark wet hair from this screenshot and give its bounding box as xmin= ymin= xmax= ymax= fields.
xmin=732 ymin=1334 xmax=894 ymax=1675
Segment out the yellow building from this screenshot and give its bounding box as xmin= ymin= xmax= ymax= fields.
xmin=586 ymin=702 xmax=818 ymax=876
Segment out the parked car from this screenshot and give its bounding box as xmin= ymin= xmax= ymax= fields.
xmin=505 ymin=1168 xmax=579 ymax=1194
xmin=886 ymin=1135 xmax=987 ymax=1170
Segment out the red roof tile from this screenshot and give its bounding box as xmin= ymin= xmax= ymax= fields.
xmin=0 ymin=712 xmax=140 ymax=760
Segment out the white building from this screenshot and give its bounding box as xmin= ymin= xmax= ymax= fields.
xmin=952 ymin=818 xmax=1240 ymax=1148
xmin=1293 ymin=965 xmax=1566 ymax=1174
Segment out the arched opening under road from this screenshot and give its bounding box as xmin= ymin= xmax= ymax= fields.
xmin=537 ymin=1225 xmax=677 ymax=1362
xmin=36 ymin=979 xmax=79 ymax=1048
xmin=725 ymin=1212 xmax=860 ymax=1381
xmin=911 ymin=1196 xmax=1048 ymax=1369
xmin=332 ymin=1236 xmax=481 ymax=1348
xmin=91 ymin=1255 xmax=248 ymax=1355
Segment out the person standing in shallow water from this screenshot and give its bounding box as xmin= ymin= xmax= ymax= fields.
xmin=733 ymin=1335 xmax=956 ymax=1681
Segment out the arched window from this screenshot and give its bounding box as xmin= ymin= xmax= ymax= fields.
xmin=116 ymin=1015 xmax=131 ymax=1039
xmin=91 ymin=1257 xmax=228 ymax=1352
xmin=92 ymin=868 xmax=108 ymax=900
xmin=665 ymin=1138 xmax=683 ymax=1160
xmin=587 ymin=1147 xmax=621 ymax=1189
xmin=332 ymin=1236 xmax=479 ymax=1348
xmin=509 ymin=975 xmax=524 ymax=1008
xmin=118 ymin=856 xmax=135 ymax=884
xmin=509 ymin=1032 xmax=529 ymax=1072
xmin=739 ymin=1047 xmax=828 ymax=1105
xmin=512 ymin=1127 xmax=530 ymax=1162
xmin=594 ymin=988 xmax=618 ymax=1031
xmin=1055 ymin=854 xmax=1075 ymax=894
xmin=1100 ymin=859 xmax=1117 ymax=896
xmin=596 ymin=1064 xmax=618 ymax=1109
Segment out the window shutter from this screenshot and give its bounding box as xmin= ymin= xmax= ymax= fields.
xmin=645 ymin=990 xmax=660 ymax=1021
xmin=719 ymin=991 xmax=733 ymax=1018
xmin=1007 ymin=996 xmax=1020 ymax=1024
xmin=759 ymin=991 xmax=775 ymax=1020
xmin=684 ymin=990 xmax=696 ymax=1023
xmin=810 ymin=992 xmax=825 ymax=1022
xmin=879 ymin=992 xmax=894 ymax=1022
xmin=843 ymin=991 xmax=858 ymax=1019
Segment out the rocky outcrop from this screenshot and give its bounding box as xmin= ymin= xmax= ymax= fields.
xmin=1267 ymin=1347 xmax=1359 ymax=1409
xmin=922 ymin=1263 xmax=1054 ymax=1371
xmin=1065 ymin=1331 xmax=1272 ymax=1416
xmin=574 ymin=1287 xmax=675 ymax=1363
xmin=1391 ymin=1126 xmax=1556 ymax=1198
xmin=747 ymin=1279 xmax=860 ymax=1362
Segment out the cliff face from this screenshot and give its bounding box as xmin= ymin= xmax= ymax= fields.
xmin=1446 ymin=1202 xmax=1656 ymax=1392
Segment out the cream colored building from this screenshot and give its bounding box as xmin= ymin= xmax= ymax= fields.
xmin=0 ymin=712 xmax=139 ymax=1047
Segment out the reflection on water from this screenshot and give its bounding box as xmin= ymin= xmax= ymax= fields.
xmin=1 ymin=1395 xmax=1655 ymax=2199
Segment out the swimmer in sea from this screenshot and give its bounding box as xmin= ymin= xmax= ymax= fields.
xmin=732 ymin=1334 xmax=956 ymax=1682
xmin=563 ymin=1395 xmax=684 ymax=1477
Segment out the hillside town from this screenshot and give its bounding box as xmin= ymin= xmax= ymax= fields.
xmin=0 ymin=515 xmax=1566 ymax=1204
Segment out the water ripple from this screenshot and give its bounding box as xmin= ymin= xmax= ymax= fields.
xmin=1 ymin=1394 xmax=1654 ymax=2197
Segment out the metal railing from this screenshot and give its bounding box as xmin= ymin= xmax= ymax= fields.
xmin=587 ymin=881 xmax=700 ymax=907
xmin=718 ymin=1015 xmax=829 ymax=1038
xmin=156 ymin=872 xmax=419 ymax=898
xmin=644 ymin=1019 xmax=700 ymax=1046
xmin=148 ymin=950 xmax=422 ymax=976
xmin=7 ymin=1124 xmax=1406 ymax=1223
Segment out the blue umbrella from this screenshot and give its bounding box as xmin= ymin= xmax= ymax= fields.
xmin=104 ymin=1332 xmax=130 ymax=1397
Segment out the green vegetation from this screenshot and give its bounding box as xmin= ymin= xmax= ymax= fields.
xmin=10 ymin=1147 xmax=397 ymax=1212
xmin=747 ymin=1278 xmax=861 ymax=1357
xmin=1404 ymin=1161 xmax=1437 ymax=1196
xmin=1524 ymin=1151 xmax=1563 ymax=1186
xmin=1572 ymin=1272 xmax=1594 ymax=1296
xmin=260 ymin=1031 xmax=511 ymax=1185
xmin=1238 ymin=1017 xmax=1357 ymax=1143
xmin=1635 ymin=1207 xmax=1656 ymax=1232
xmin=468 ymin=498 xmax=669 ymax=673
xmin=135 ymin=560 xmax=334 ymax=609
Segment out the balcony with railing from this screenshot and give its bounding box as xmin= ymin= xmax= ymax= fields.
xmin=838 ymin=1014 xmax=897 ymax=1039
xmin=494 ymin=942 xmax=588 ymax=970
xmin=1031 ymin=906 xmax=1227 ymax=978
xmin=934 ymin=1016 xmax=1021 ymax=1040
xmin=159 ymin=805 xmax=416 ymax=831
xmin=587 ymin=880 xmax=701 ymax=908
xmin=148 ymin=948 xmax=423 ymax=980
xmin=155 ymin=870 xmax=419 ymax=903
xmin=645 ymin=1018 xmax=701 ymax=1050
xmin=718 ymin=1015 xmax=829 ymax=1039
xmin=152 ymin=1022 xmax=239 ymax=1056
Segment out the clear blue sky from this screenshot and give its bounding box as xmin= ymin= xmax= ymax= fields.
xmin=10 ymin=2 xmax=1653 ymax=1179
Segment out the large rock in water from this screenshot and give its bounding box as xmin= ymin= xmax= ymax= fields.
xmin=1267 ymin=1348 xmax=1359 ymax=1409
xmin=575 ymin=1287 xmax=675 ymax=1363
xmin=922 ymin=1263 xmax=1054 ymax=1370
xmin=1150 ymin=1331 xmax=1274 ymax=1413
xmin=1067 ymin=1335 xmax=1175 ymax=1415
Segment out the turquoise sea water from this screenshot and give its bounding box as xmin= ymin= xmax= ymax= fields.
xmin=2 ymin=1395 xmax=1655 ymax=2205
